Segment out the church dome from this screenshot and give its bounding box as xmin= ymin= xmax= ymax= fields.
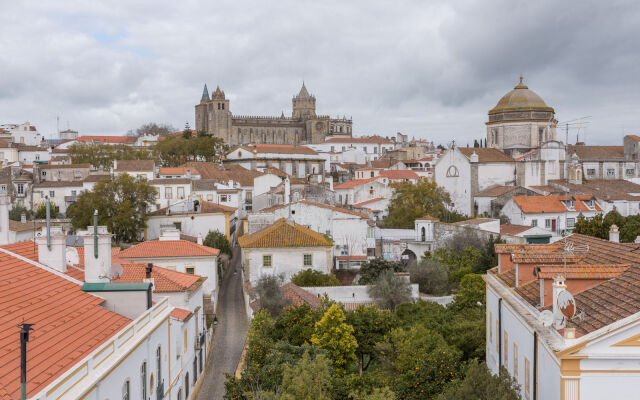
xmin=489 ymin=76 xmax=554 ymax=115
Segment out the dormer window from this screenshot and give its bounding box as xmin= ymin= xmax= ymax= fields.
xmin=563 ymin=198 xmax=575 ymax=210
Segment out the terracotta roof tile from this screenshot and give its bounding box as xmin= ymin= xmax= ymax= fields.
xmin=77 ymin=135 xmax=137 ymax=144
xmin=0 ymin=245 xmax=130 ymax=398
xmin=171 ymin=308 xmax=192 ymax=321
xmin=511 ymin=194 xmax=601 ymax=213
xmin=114 ymin=263 xmax=204 ymax=292
xmin=378 ymin=170 xmax=419 ymax=180
xmin=475 ymin=185 xmax=522 ymax=197
xmin=324 ymin=136 xmax=393 ymax=144
xmin=159 ymin=167 xmax=200 ymax=175
xmin=115 ymin=160 xmax=155 ymax=171
xmin=281 ymin=282 xmax=321 ymax=309
xmin=235 ymin=144 xmax=319 ymax=155
xmin=334 ymin=177 xmax=379 ymax=189
xmin=548 ymin=179 xmax=640 ymax=201
xmin=238 ymin=219 xmax=332 ymax=248
xmin=495 ymin=243 xmax=563 ymax=254
xmin=500 ymin=224 xmax=534 ymax=236
xmin=512 ymin=252 xmax=581 ymax=264
xmin=39 ymin=163 xmax=91 ymax=169
xmin=535 ymin=264 xmax=629 ymax=279
xmin=458 ymin=147 xmax=515 ymax=163
xmin=567 ymin=145 xmax=624 ymax=160
xmin=260 ymin=200 xmax=368 ymax=219
xmin=565 ymin=234 xmax=640 ymax=265
xmin=352 ymin=197 xmax=385 ymax=208
xmin=118 ymin=240 xmax=220 ymax=258
xmin=514 ymin=280 xmax=541 ymax=307
xmin=182 ymin=162 xmax=263 ymax=186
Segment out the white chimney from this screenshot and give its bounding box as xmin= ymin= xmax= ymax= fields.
xmin=552 ymin=275 xmax=567 ymax=329
xmin=284 ymin=178 xmax=291 ymax=204
xmin=197 ymin=233 xmax=203 ymax=245
xmin=0 ymin=193 xmax=10 ymax=245
xmin=610 ymin=224 xmax=620 ymax=243
xmin=20 ymin=212 xmax=26 ymax=224
xmin=36 ymin=226 xmax=67 ymax=272
xmin=469 ymin=151 xmax=479 ymax=163
xmin=80 ymin=225 xmax=112 ymax=283
xmin=160 ymin=227 xmax=181 ymax=241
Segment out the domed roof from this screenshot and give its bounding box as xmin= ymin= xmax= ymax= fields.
xmin=489 ymin=76 xmax=554 ymax=115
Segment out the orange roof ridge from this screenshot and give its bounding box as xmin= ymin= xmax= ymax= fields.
xmin=114 ymin=263 xmax=204 ymax=292
xmin=0 ymin=244 xmax=83 ymax=285
xmin=118 ymin=240 xmax=220 ymax=258
xmin=238 ymin=219 xmax=332 ymax=248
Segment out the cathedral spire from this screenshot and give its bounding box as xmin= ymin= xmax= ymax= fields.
xmin=201 ymin=84 xmax=210 ymax=101
xmin=297 ymin=81 xmax=310 ymax=98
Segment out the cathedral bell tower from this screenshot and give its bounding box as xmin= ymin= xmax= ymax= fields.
xmin=195 ymin=84 xmax=232 ymax=142
xmin=292 ymin=82 xmax=316 ymax=119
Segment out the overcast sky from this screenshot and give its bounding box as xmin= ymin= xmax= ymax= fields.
xmin=1 ymin=0 xmax=640 ymax=145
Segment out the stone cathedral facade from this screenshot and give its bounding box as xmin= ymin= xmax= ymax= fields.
xmin=195 ymin=83 xmax=353 ymax=146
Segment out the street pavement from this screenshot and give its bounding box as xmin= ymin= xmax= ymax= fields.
xmin=195 ymin=246 xmax=248 ymax=399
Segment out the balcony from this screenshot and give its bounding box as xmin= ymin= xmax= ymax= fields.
xmin=64 ymin=195 xmax=77 ymax=203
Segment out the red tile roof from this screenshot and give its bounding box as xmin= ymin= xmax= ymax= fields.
xmin=352 ymin=197 xmax=385 ymax=208
xmin=236 ymin=144 xmax=319 ymax=155
xmin=182 ymin=162 xmax=264 ymax=186
xmin=114 ymin=263 xmax=204 ymax=292
xmin=475 ymin=185 xmax=522 ymax=197
xmin=118 ymin=240 xmax=220 ymax=258
xmin=495 ymin=243 xmax=563 ymax=254
xmin=159 ymin=167 xmax=200 ymax=175
xmin=0 ymin=245 xmax=130 ymax=398
xmin=567 ymin=145 xmax=624 ymax=160
xmin=457 ymin=147 xmax=515 ymax=163
xmin=333 ymin=177 xmax=379 ymax=189
xmin=511 ymin=194 xmax=601 ymax=213
xmin=171 ymin=308 xmax=192 ymax=321
xmin=238 ymin=219 xmax=332 ymax=248
xmin=378 ymin=170 xmax=419 ymax=180
xmin=281 ymin=283 xmax=321 ymax=309
xmin=77 ymin=135 xmax=137 ymax=144
xmin=324 ymin=136 xmax=393 ymax=144
xmin=500 ymin=224 xmax=534 ymax=236
xmin=535 ymin=264 xmax=629 ymax=279
xmin=336 ymin=255 xmax=367 ymax=261
xmin=115 ymin=159 xmax=154 ymax=171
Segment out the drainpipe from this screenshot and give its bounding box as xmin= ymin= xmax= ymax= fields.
xmin=533 ymin=331 xmax=538 ymax=400
xmin=20 ymin=322 xmax=34 ymax=400
xmin=93 ymin=210 xmax=98 ymax=259
xmin=498 ymin=298 xmax=503 ymax=369
xmin=45 ymin=196 xmax=51 ymax=250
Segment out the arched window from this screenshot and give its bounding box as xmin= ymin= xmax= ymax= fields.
xmin=156 ymin=346 xmax=162 ymax=385
xmin=177 ymin=389 xmax=183 ymax=400
xmin=446 ymin=165 xmax=459 ymax=177
xmin=185 ymin=373 xmax=190 ymax=398
xmin=421 ymin=227 xmax=426 ymax=241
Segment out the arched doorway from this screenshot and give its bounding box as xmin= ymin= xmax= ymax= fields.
xmin=401 ymin=249 xmax=417 ymax=268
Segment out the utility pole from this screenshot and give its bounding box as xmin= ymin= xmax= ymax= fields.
xmin=19 ymin=322 xmax=34 ymax=400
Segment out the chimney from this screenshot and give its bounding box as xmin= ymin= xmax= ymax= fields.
xmin=552 ymin=275 xmax=567 ymax=329
xmin=609 ymin=224 xmax=620 ymax=243
xmin=469 ymin=151 xmax=479 ymax=163
xmin=35 ymin=226 xmax=67 ymax=272
xmin=80 ymin=218 xmax=112 ymax=283
xmin=197 ymin=233 xmax=203 ymax=245
xmin=0 ymin=193 xmax=9 ymax=245
xmin=186 ymin=169 xmax=191 ymax=179
xmin=635 ymin=235 xmax=640 ymax=244
xmin=145 ymin=263 xmax=153 ymax=278
xmin=159 ymin=227 xmax=181 ymax=241
xmin=284 ymin=178 xmax=291 ymax=204
xmin=20 ymin=212 xmax=26 ymax=224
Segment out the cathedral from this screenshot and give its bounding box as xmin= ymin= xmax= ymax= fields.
xmin=195 ymin=83 xmax=352 ymax=146
xmin=486 ymin=76 xmax=557 ymax=158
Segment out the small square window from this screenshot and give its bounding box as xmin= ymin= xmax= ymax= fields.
xmin=186 ymin=267 xmax=195 ymax=274
xmin=303 ymin=254 xmax=312 ymax=266
xmin=173 ymin=222 xmax=182 ymax=231
xmin=263 ymin=255 xmax=272 ymax=267
xmin=49 ymin=191 xmax=55 ymax=198
xmin=531 ymin=219 xmax=537 ymax=227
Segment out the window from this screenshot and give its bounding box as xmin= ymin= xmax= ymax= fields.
xmin=342 ymin=146 xmax=346 ymax=152
xmin=49 ymin=190 xmax=55 ymax=198
xmin=513 ymin=342 xmax=518 ymax=378
xmin=17 ymin=184 xmax=24 ymax=195
xmin=220 ymin=194 xmax=228 ymax=202
xmin=122 ymin=379 xmax=130 ymax=400
xmin=370 ymin=171 xmax=374 ymax=178
xmin=156 ymin=346 xmax=162 ymax=384
xmin=531 ymin=219 xmax=537 ymax=227
xmin=524 ymin=357 xmax=531 ymax=399
xmin=165 ymin=187 xmax=172 ymax=199
xmin=173 ymin=222 xmax=182 ymax=231
xmin=177 ymin=389 xmax=183 ymax=400
xmin=607 ymin=168 xmax=615 ymax=177
xmin=185 ymin=373 xmax=190 ymax=398
xmin=504 ymin=330 xmax=509 ymax=369
xmin=177 ymin=186 xmax=185 ymax=199
xmin=495 ymin=321 xmax=499 ymax=352
xmin=587 ymin=168 xmax=596 ymax=175
xmin=538 ymin=128 xmax=544 ymax=143
xmin=184 ymin=329 xmax=188 ymax=354
xmin=446 ymin=165 xmax=459 ymax=177
xmin=141 ymin=362 xmax=147 ymax=400
xmin=41 ymin=170 xmax=46 ymax=176
xmin=330 ymin=146 xmax=335 ymax=152
xmin=263 ymin=255 xmax=272 ymax=267
xmin=627 ymin=168 xmax=635 ymax=176
xmin=369 ymin=186 xmax=374 ymax=195
xmin=363 ymin=146 xmax=368 ymax=153
xmin=186 ymin=267 xmax=195 ymax=274
xmin=71 ymin=190 xmax=76 ymax=196
xmin=567 ymin=218 xmax=575 ymax=228
xmin=35 ymin=154 xmax=40 ymax=160
xmin=545 ymin=219 xmax=551 ymax=229
xmin=303 ymin=254 xmax=312 ymax=266
xmin=193 ymin=356 xmax=198 ymax=381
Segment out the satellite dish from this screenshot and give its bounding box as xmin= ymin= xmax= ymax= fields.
xmin=557 ymin=290 xmax=576 ymax=319
xmin=539 ymin=310 xmax=554 ymax=327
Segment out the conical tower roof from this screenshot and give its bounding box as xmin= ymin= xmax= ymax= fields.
xmin=201 ymin=84 xmax=210 ymax=102
xmin=295 ymin=82 xmax=312 ymax=99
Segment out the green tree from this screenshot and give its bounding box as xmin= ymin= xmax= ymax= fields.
xmin=376 ymin=325 xmax=462 ymax=399
xmin=135 ymin=122 xmax=175 ymax=137
xmin=451 ymin=273 xmax=486 ymax=311
xmin=367 ymin=270 xmax=412 ymax=310
xmin=279 ymin=351 xmax=334 ymax=400
xmin=621 ymin=215 xmax=640 ymax=243
xmin=437 ymin=361 xmax=521 ymax=400
xmin=252 ymin=275 xmax=291 ymax=317
xmin=573 ymin=213 xmax=607 ymax=238
xmin=311 ymin=304 xmax=358 ymax=374
xmin=273 ymin=304 xmax=322 ymax=346
xmin=246 ymin=310 xmax=275 ymax=369
xmin=349 ymin=387 xmax=396 ymax=400
xmin=410 ymin=258 xmax=449 ymax=295
xmin=345 ymin=305 xmax=395 ymax=375
xmin=67 ymin=174 xmax=155 ymax=243
xmin=291 ymin=269 xmax=341 ymax=287
xmin=67 ymin=142 xmax=154 ymax=169
xmin=9 ymin=204 xmax=32 ymax=221
xmin=603 ymin=209 xmax=625 ymax=232
xmin=35 ymin=203 xmax=59 ymax=219
xmin=384 ymin=179 xmax=466 ymax=228
xmin=154 ymin=135 xmax=225 ymax=167
xmin=358 ymin=258 xmax=403 ymax=285
xmin=203 ymin=230 xmax=232 ymax=256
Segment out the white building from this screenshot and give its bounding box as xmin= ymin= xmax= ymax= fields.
xmin=306 ymin=136 xmax=395 ymax=162
xmin=501 ymin=194 xmax=602 ymax=236
xmin=485 ymin=234 xmax=640 ymax=400
xmin=146 ymin=199 xmax=237 ymax=241
xmin=334 ymin=176 xmax=393 ymax=206
xmin=0 ymin=122 xmax=45 ymax=146
xmin=434 ymin=147 xmax=516 ymax=216
xmin=114 ymin=159 xmax=155 ymax=180
xmin=118 ymin=228 xmax=220 ymax=304
xmin=225 ymin=144 xmax=328 ymax=178
xmin=16 ymin=144 xmax=50 ymax=164
xmin=150 ymin=178 xmax=193 ymax=208
xmin=33 ymin=181 xmax=83 ymax=214
xmin=238 ymin=218 xmax=333 ymax=285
